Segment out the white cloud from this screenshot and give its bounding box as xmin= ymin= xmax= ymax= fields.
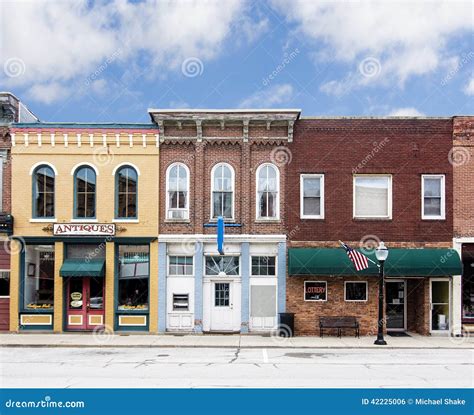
xmin=239 ymin=83 xmax=294 ymax=108
xmin=27 ymin=83 xmax=72 ymax=105
xmin=387 ymin=107 xmax=425 ymax=117
xmin=271 ymin=0 xmax=472 ymax=93
xmin=464 ymin=77 xmax=474 ymax=96
xmin=0 ymin=0 xmax=263 ymax=103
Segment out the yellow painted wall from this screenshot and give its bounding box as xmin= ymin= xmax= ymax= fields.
xmin=53 ymin=242 xmax=64 ymax=332
xmin=9 ymin=240 xmax=20 ymax=332
xmin=11 ymin=131 xmax=159 ymax=238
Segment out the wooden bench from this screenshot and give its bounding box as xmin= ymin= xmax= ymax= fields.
xmin=319 ymin=316 xmax=360 ymax=338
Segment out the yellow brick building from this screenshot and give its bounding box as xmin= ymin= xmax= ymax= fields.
xmin=9 ymin=123 xmax=159 ymax=333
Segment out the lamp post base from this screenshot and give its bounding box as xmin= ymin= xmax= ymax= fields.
xmin=374 ymin=338 xmax=387 ymax=345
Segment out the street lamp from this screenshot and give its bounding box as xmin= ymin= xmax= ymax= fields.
xmin=374 ymin=241 xmax=389 ymax=345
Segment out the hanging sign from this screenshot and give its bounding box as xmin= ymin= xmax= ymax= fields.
xmin=53 ymin=223 xmax=115 ymax=236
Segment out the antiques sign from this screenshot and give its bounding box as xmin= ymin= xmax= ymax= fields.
xmin=53 ymin=223 xmax=116 ymax=236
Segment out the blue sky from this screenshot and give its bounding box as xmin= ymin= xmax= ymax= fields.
xmin=1 ymin=0 xmax=473 ymax=123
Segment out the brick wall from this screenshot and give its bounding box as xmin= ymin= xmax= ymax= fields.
xmin=453 ymin=116 xmax=474 ymax=237
xmin=159 ymin=124 xmax=289 ymax=235
xmin=406 ymin=279 xmax=430 ymax=335
xmin=287 ymin=118 xmax=454 ymax=244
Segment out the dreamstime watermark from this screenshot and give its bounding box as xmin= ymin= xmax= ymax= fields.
xmin=441 ymin=51 xmax=474 ymax=86
xmin=262 ymin=48 xmax=300 ymax=86
xmin=84 ymin=49 xmax=122 ymax=87
xmin=359 ymin=234 xmax=381 ymax=255
xmin=180 ymin=237 xmax=198 ymax=255
xmin=4 ymin=396 xmax=85 ymax=409
xmin=270 ymin=146 xmax=292 ymax=166
xmin=3 ymin=236 xmax=25 ymax=256
xmin=448 ymin=147 xmax=471 ymax=167
xmin=93 ymin=146 xmax=115 ymax=166
xmin=358 ymin=57 xmax=381 ymax=78
xmin=270 ymin=324 xmax=292 ymax=345
xmin=448 ymin=324 xmax=470 ymax=345
xmin=181 ymin=57 xmax=204 ymax=78
xmin=352 ymin=138 xmax=390 ymax=173
xmin=3 ymin=57 xmax=26 ymax=78
xmin=92 ymin=324 xmax=114 ymax=345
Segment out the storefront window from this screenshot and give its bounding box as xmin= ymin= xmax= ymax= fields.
xmin=251 ymin=256 xmax=276 ymax=276
xmin=0 ymin=271 xmax=10 ymax=296
xmin=24 ymin=245 xmax=54 ymax=310
xmin=118 ymin=245 xmax=149 ymax=311
xmin=345 ymin=281 xmax=368 ymax=301
xmin=169 ymin=256 xmax=193 ymax=276
xmin=205 ymin=256 xmax=239 ymax=276
xmin=462 ymin=263 xmax=474 ymax=319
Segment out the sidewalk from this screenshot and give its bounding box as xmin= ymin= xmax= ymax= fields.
xmin=0 ymin=332 xmax=472 ymax=349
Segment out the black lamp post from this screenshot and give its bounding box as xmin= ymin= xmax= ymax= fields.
xmin=374 ymin=241 xmax=388 ymax=345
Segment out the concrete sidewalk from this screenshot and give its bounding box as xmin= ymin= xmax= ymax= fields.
xmin=0 ymin=332 xmax=472 ymax=349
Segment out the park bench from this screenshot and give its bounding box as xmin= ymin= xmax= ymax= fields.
xmin=319 ymin=316 xmax=360 ymax=338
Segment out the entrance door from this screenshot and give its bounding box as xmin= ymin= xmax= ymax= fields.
xmin=386 ymin=281 xmax=406 ymax=331
xmin=67 ymin=277 xmax=105 ymax=331
xmin=430 ymin=279 xmax=450 ymax=333
xmin=210 ymin=282 xmax=234 ymax=331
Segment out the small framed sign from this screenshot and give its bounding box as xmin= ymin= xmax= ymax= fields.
xmin=304 ymin=281 xmax=327 ymax=302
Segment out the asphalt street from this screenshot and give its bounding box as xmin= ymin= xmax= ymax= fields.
xmin=0 ymin=347 xmax=472 ymax=388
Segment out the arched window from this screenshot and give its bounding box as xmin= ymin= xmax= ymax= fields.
xmin=166 ymin=163 xmax=189 ymax=220
xmin=74 ymin=166 xmax=96 ymax=218
xmin=116 ymin=166 xmax=138 ymax=219
xmin=256 ymin=163 xmax=279 ymax=219
xmin=33 ymin=165 xmax=55 ymax=218
xmin=211 ymin=163 xmax=234 ymax=219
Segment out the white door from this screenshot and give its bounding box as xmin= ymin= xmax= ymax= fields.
xmin=211 ymin=282 xmax=234 ymax=331
xmin=430 ymin=279 xmax=451 ymax=334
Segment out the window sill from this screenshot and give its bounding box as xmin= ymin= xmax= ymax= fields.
xmin=164 ymin=219 xmax=191 ymax=224
xmin=300 ymin=216 xmax=325 ymax=220
xmin=353 ymin=217 xmax=392 ymax=221
xmin=113 ymin=219 xmax=139 ymax=223
xmin=421 ymin=217 xmax=446 ymax=221
xmin=255 ymin=219 xmax=281 ymax=223
xmin=209 ymin=218 xmax=235 ymax=223
xmin=30 ymin=218 xmax=57 ymax=223
xmin=70 ymin=218 xmax=98 ymax=223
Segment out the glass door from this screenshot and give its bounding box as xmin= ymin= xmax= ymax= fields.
xmin=431 ymin=279 xmax=450 ymax=332
xmin=86 ymin=277 xmax=105 ymax=329
xmin=386 ymin=281 xmax=406 ymax=331
xmin=67 ymin=278 xmax=87 ymax=330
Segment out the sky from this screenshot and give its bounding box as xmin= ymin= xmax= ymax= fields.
xmin=0 ymin=0 xmax=473 ymax=123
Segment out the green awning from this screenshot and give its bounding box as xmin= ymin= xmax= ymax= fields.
xmin=288 ymin=248 xmax=462 ymax=277
xmin=60 ymin=259 xmax=105 ymax=277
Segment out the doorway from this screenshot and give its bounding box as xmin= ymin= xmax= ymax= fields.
xmin=430 ymin=279 xmax=450 ymax=333
xmin=210 ymin=281 xmax=234 ymax=331
xmin=386 ymin=280 xmax=407 ymax=331
xmin=66 ymin=277 xmax=105 ymax=331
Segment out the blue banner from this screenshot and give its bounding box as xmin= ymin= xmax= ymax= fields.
xmin=0 ymin=389 xmax=472 ymax=415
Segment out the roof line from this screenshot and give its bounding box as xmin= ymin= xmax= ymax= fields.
xmin=148 ymin=108 xmax=302 ymax=113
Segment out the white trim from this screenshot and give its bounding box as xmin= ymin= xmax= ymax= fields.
xmin=165 ymin=162 xmax=190 ymax=220
xmin=304 ymin=281 xmax=327 ymax=302
xmin=29 ymin=162 xmax=58 ymax=176
xmin=88 ymin=315 xmax=103 ymax=326
xmin=70 ymin=162 xmax=99 ymax=176
xmin=68 ymin=315 xmax=83 ymax=326
xmin=210 ymin=163 xmax=235 ymax=220
xmin=255 ymin=163 xmax=280 ymax=220
xmin=20 ymin=314 xmax=53 ymax=326
xmin=29 ymin=218 xmax=57 ymax=223
xmin=344 ymin=280 xmax=368 ymax=302
xmin=421 ymin=174 xmax=445 ymax=220
xmin=112 ymin=219 xmax=139 ymax=223
xmin=118 ymin=315 xmax=147 ymax=327
xmin=111 ymin=162 xmax=141 ymax=176
xmin=429 ymin=277 xmax=451 ymax=335
xmin=158 ymin=234 xmax=287 ymax=243
xmin=167 ymin=254 xmax=195 ymax=277
xmin=148 ymin=108 xmax=301 ymax=113
xmin=353 ymin=174 xmax=392 ymax=219
xmin=300 ymin=174 xmax=324 ymax=219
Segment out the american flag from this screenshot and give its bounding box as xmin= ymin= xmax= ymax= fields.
xmin=340 ymin=241 xmax=369 ymax=271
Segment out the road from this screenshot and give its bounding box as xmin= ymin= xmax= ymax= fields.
xmin=0 ymin=347 xmax=472 ymax=388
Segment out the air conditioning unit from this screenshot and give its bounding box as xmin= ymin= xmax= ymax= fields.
xmin=169 ymin=210 xmax=186 ymax=220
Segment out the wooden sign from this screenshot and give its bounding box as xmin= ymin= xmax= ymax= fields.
xmin=53 ymin=223 xmax=115 ymax=236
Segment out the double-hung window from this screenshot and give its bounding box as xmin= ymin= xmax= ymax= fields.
xmin=300 ymin=174 xmax=324 ymax=219
xmin=211 ymin=163 xmax=234 ymax=219
xmin=422 ymin=175 xmax=445 ymax=219
xmin=256 ymin=164 xmax=279 ymax=219
xmin=166 ymin=163 xmax=189 ymax=220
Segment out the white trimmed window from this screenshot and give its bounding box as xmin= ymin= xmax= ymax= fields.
xmin=251 ymin=256 xmax=276 ymax=276
xmin=168 ymin=256 xmax=193 ymax=276
xmin=256 ymin=163 xmax=279 ymax=220
xmin=422 ymin=175 xmax=445 ymax=219
xmin=345 ymin=281 xmax=368 ymax=302
xmin=300 ymin=174 xmax=324 ymax=219
xmin=211 ymin=163 xmax=234 ymax=219
xmin=166 ymin=163 xmax=189 ymax=220
xmin=353 ymin=175 xmax=392 ymax=219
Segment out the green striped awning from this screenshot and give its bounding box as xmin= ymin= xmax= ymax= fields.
xmin=60 ymin=259 xmax=105 ymax=277
xmin=288 ymin=248 xmax=462 ymax=277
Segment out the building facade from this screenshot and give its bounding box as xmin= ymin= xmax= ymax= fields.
xmin=9 ymin=123 xmax=160 ymax=332
xmin=452 ymin=116 xmax=474 ymax=334
xmin=286 ymin=118 xmax=462 ymax=336
xmin=0 ymin=93 xmax=38 ymax=330
xmin=152 ymin=110 xmax=299 ymax=333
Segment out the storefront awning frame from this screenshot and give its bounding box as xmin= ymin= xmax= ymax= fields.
xmin=60 ymin=259 xmax=106 ymax=277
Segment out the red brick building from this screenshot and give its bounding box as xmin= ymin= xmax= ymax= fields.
xmin=286 ymin=118 xmax=462 ymax=336
xmin=0 ymin=93 xmax=38 ymax=330
xmin=152 ymin=109 xmax=299 ymax=333
xmin=452 ymin=116 xmax=474 ymax=335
